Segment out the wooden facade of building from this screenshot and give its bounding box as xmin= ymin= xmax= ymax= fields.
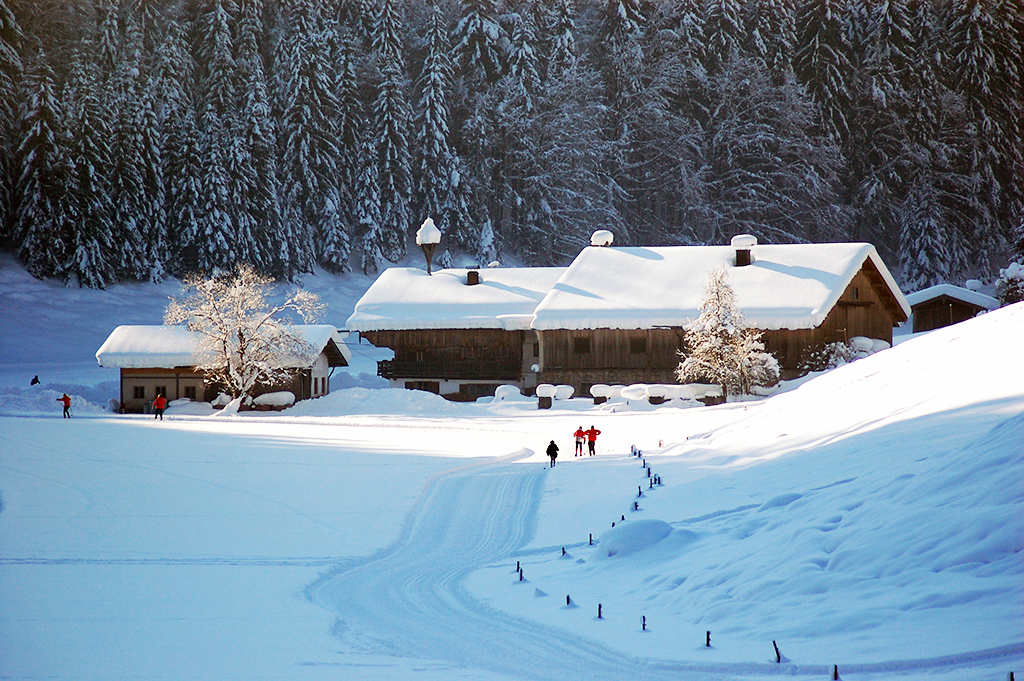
xmin=362 ymin=328 xmax=540 ymax=401
xmin=910 ymin=295 xmax=994 ymax=333
xmin=538 ymin=258 xmax=909 ymax=391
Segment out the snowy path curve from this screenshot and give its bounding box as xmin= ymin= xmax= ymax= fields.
xmin=307 ymin=454 xmax=1022 ymax=681
xmin=308 ymin=455 xmax=702 ymax=681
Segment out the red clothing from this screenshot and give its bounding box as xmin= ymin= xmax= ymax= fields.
xmin=585 ymin=427 xmax=601 ymax=442
xmin=58 ymin=395 xmax=71 ymax=408
xmin=153 ymin=395 xmax=167 ymax=410
xmin=573 ymin=428 xmax=585 ymax=441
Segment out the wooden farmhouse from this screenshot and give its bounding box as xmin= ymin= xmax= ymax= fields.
xmin=531 ymin=236 xmax=909 ymax=391
xmin=96 ymin=324 xmax=350 ymax=412
xmin=348 ymin=236 xmax=909 ymax=400
xmin=904 ymin=284 xmax=999 ymax=333
xmin=346 ymin=266 xmax=565 ymax=401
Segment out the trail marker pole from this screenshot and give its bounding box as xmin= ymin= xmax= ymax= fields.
xmin=598 ymin=604 xmax=603 ymax=619
xmin=642 ymin=616 xmax=647 ymax=631
xmin=589 ymin=533 xmax=593 ymax=545
xmin=519 ymin=568 xmax=523 ymax=582
xmin=562 ymin=547 xmax=565 ymax=556
xmin=706 ymin=631 xmax=711 ymax=647
xmin=773 ymin=641 xmax=781 ymax=663
xmin=638 ymin=486 xmax=642 ymax=497
xmin=833 ymin=665 xmax=839 ymax=680
xmin=566 ymin=595 xmax=571 ymax=606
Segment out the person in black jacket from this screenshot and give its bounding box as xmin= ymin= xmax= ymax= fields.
xmin=546 ymin=440 xmax=559 ymax=467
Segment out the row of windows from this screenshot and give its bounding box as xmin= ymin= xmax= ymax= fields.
xmin=131 ymin=385 xmax=197 ymax=400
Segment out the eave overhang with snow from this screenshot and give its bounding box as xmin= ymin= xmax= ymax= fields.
xmin=346 ymin=267 xmax=567 ymax=332
xmin=905 ymin=284 xmax=999 ymax=311
xmin=96 ymin=324 xmax=351 ymax=369
xmin=531 ymin=243 xmax=909 ymax=331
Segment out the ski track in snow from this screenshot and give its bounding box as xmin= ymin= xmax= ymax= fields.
xmin=306 ymin=455 xmax=1023 ymax=681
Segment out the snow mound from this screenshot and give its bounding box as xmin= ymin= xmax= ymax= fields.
xmin=0 ymin=387 xmax=105 ymax=416
xmin=283 ymin=387 xmax=467 ymax=417
xmin=253 ymin=391 xmax=295 ymax=407
xmin=592 ymin=520 xmax=674 ymax=560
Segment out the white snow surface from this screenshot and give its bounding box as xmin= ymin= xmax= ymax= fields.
xmin=1 ymin=255 xmax=1022 ymax=681
xmin=905 ymin=283 xmax=1001 ymax=310
xmin=346 ymin=266 xmax=566 ymax=331
xmin=532 ymin=243 xmax=910 ymax=330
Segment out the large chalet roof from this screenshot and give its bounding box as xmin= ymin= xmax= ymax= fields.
xmin=96 ymin=324 xmax=350 ymax=369
xmin=531 ymin=242 xmax=910 ymax=331
xmin=346 ymin=267 xmax=567 ymax=332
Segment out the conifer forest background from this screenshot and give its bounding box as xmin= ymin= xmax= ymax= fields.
xmin=0 ymin=0 xmax=1021 ymax=290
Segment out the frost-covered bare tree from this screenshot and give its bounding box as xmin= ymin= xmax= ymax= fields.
xmin=676 ymin=267 xmax=779 ymax=396
xmin=164 ymin=265 xmax=324 ymax=401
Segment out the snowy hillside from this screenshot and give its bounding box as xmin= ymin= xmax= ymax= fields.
xmin=1 ymin=260 xmax=1022 ymax=681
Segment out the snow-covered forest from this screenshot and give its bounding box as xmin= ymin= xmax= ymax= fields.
xmin=0 ymin=0 xmax=1021 ymax=290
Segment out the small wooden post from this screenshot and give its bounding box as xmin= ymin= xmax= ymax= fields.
xmin=642 ymin=615 xmax=646 ymax=631
xmin=621 ymin=515 xmax=625 ymax=521
xmin=649 ymin=478 xmax=654 ymax=489
xmin=566 ymin=595 xmax=571 ymax=606
xmin=516 ymin=560 xmax=520 ymax=571
xmin=647 ymin=468 xmax=651 ymax=478
xmin=638 ymin=486 xmax=643 ymax=497
xmin=633 ymin=501 xmax=639 ymax=510
xmin=706 ymin=631 xmax=711 ymax=647
xmin=773 ymin=640 xmax=781 ymax=663
xmin=1007 ymin=673 xmax=1014 ymax=681
xmin=833 ymin=664 xmax=839 ymax=680
xmin=519 ymin=568 xmax=523 ymax=582
xmin=589 ymin=533 xmax=593 ymax=545
xmin=598 ymin=604 xmax=602 ymax=619
xmin=561 ymin=547 xmax=565 ymax=556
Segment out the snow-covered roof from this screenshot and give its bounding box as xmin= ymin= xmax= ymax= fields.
xmin=96 ymin=324 xmax=350 ymax=369
xmin=905 ymin=284 xmax=999 ymax=311
xmin=346 ymin=267 xmax=567 ymax=332
xmin=532 ymin=243 xmax=910 ymax=331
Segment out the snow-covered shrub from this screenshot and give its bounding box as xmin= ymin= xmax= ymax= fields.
xmin=554 ymin=385 xmax=575 ymax=400
xmin=995 ymin=260 xmax=1024 ymax=306
xmin=535 ymin=384 xmax=556 ymax=399
xmin=492 ymin=385 xmax=522 ymax=402
xmin=799 ymin=337 xmax=890 ymax=374
xmin=253 ymin=391 xmax=295 ymax=408
xmin=590 ymin=384 xmax=612 ymax=399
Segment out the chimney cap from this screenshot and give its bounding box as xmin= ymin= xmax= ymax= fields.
xmin=731 ymin=234 xmax=757 ymax=249
xmin=591 ymin=230 xmax=614 ymax=247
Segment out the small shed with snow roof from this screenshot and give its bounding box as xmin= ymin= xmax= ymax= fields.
xmin=905 ymin=284 xmax=999 ymax=333
xmin=346 ymin=266 xmax=565 ymax=400
xmin=96 ymin=324 xmax=349 ymax=412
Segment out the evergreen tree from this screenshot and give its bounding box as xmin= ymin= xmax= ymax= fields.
xmin=704 ymin=0 xmax=745 ymax=71
xmin=542 ymin=0 xmax=576 ymax=80
xmin=355 ymin=133 xmax=383 ymax=274
xmin=13 ymin=53 xmax=68 ymax=279
xmin=899 ymin=169 xmax=952 ymax=290
xmin=0 ymin=0 xmax=24 ymax=244
xmin=62 ymin=47 xmax=117 ymax=288
xmin=452 ymin=0 xmax=505 ymax=83
xmin=793 ymin=0 xmax=856 ymax=144
xmin=373 ymin=0 xmax=412 ymax=263
xmin=746 ymin=0 xmax=796 ymax=79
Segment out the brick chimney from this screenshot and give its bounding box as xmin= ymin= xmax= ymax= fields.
xmin=731 ymin=234 xmax=757 ymax=267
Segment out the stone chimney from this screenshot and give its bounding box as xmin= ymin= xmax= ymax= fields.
xmin=731 ymin=234 xmax=757 ymax=267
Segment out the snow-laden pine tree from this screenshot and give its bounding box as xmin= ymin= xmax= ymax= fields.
xmin=0 ymin=0 xmax=24 ymax=244
xmin=676 ymin=267 xmax=779 ymax=397
xmin=276 ymin=0 xmax=339 ymax=277
xmin=62 ymin=47 xmax=117 ymax=288
xmin=704 ymin=0 xmax=745 ymax=72
xmin=793 ymin=0 xmax=856 ymax=144
xmin=452 ymin=0 xmax=505 ymax=84
xmin=164 ymin=264 xmax=324 ymax=403
xmin=14 ymin=53 xmax=69 ymax=280
xmin=745 ymin=0 xmax=796 ymax=80
xmin=236 ymin=0 xmax=284 ymax=275
xmin=355 ymin=133 xmax=383 ymax=275
xmin=541 ymin=0 xmax=576 ymax=80
xmin=414 ymin=7 xmax=458 ymax=245
xmin=373 ymin=0 xmax=412 ymax=263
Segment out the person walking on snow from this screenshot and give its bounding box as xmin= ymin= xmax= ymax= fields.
xmin=573 ymin=426 xmax=586 ymax=456
xmin=585 ymin=425 xmax=601 ymax=456
xmin=153 ymin=393 xmax=167 ymax=420
xmin=546 ymin=440 xmax=559 ymax=467
xmin=57 ymin=393 xmax=71 ymax=418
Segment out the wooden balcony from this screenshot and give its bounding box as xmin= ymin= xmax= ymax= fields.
xmin=378 ymin=359 xmax=520 ymax=381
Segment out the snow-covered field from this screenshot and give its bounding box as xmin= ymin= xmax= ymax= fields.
xmin=1 ymin=255 xmax=1022 ymax=681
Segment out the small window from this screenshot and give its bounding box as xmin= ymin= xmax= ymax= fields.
xmin=630 ymin=337 xmax=647 ymax=354
xmin=573 ymin=337 xmax=591 ymax=355
xmin=415 ymin=350 xmax=425 ymax=363
xmin=133 ymin=386 xmax=145 ymax=399
xmin=533 ymin=342 xmax=539 ymax=358
xmin=183 ymin=386 xmax=197 ymax=400
xmin=853 ymin=287 xmax=860 ymax=300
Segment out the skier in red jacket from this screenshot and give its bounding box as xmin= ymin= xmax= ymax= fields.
xmin=153 ymin=394 xmax=167 ymax=420
xmin=573 ymin=426 xmax=586 ymax=456
xmin=57 ymin=393 xmax=71 ymax=418
xmin=584 ymin=426 xmax=601 ymax=456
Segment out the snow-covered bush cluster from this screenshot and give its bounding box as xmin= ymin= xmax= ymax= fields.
xmin=800 ymin=337 xmax=891 ymax=373
xmin=995 ymin=261 xmax=1024 ymax=306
